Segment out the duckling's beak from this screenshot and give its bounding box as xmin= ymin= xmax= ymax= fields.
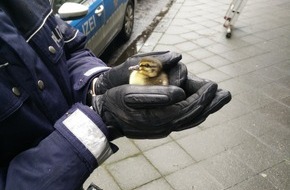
xmin=128 ymin=65 xmax=140 ymax=71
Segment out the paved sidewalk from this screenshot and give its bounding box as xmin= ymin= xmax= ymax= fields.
xmin=85 ymin=0 xmax=290 ymax=189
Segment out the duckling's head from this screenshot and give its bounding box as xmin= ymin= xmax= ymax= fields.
xmin=129 ymin=57 xmax=163 ymax=78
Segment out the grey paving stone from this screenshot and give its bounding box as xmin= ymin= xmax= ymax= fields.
xmin=222 ymin=38 xmax=251 ymax=50
xmin=234 ymin=89 xmax=274 ymax=110
xmin=187 ymin=48 xmax=215 ymax=60
xmin=218 ymin=61 xmax=258 ymax=77
xmin=258 ymin=125 xmax=290 ymax=158
xmin=275 ymin=60 xmax=290 ymax=75
xmin=196 ymin=69 xmax=231 ymax=83
xmin=166 ymin=164 xmax=224 ymax=190
xmin=198 ymin=110 xmax=231 ymax=129
xmin=144 ymin=141 xmax=194 ymax=175
xmin=177 ymin=123 xmax=252 ymax=162
xmin=232 ymin=112 xmax=285 ymax=138
xmin=153 ymin=44 xmax=181 ymax=54
xmin=158 ymin=34 xmax=187 ymax=45
xmin=259 ymin=82 xmax=290 ymax=102
xmin=186 ymin=60 xmax=212 ymax=75
xmin=165 ymin=1 xmax=182 ymax=18
xmin=209 ymin=122 xmax=254 ymax=149
xmin=200 ymin=151 xmax=255 ymax=188
xmin=227 ymin=174 xmax=278 ymax=190
xmin=176 ymin=130 xmax=225 ymax=162
xmin=262 ymin=161 xmax=290 ymax=190
xmin=275 ymin=75 xmax=290 ymax=89
xmin=280 ymin=96 xmax=290 ymax=107
xmin=194 ymin=37 xmax=216 ymax=47
xmin=178 ymin=51 xmax=198 ymax=64
xmin=175 ymin=41 xmax=200 ymax=52
xmin=201 ymin=55 xmax=232 ymax=68
xmin=237 ymin=71 xmax=273 ymax=88
xmin=187 ymin=18 xmax=209 ymax=26
xmin=83 ymin=166 xmax=121 ymax=190
xmin=107 ymin=155 xmax=161 ymax=190
xmin=200 ymin=20 xmax=220 ymax=28
xmin=235 ymin=55 xmax=270 ymax=72
xmin=269 ymin=36 xmax=290 ymax=48
xmin=213 ymin=98 xmax=252 ymax=121
xmin=218 ymin=78 xmax=254 ymax=96
xmin=175 ymin=10 xmax=200 ymax=19
xmin=182 ymin=0 xmax=202 ymax=6
xmin=195 ymin=28 xmax=220 ymax=37
xmin=180 ymin=31 xmax=203 ymax=41
xmin=154 ymin=17 xmax=172 ymax=33
xmin=227 ymin=28 xmax=249 ymax=39
xmin=170 ymin=18 xmax=192 ymax=27
xmin=256 ymin=51 xmax=288 ymax=68
xmin=133 ymin=137 xmax=172 ymax=152
xmin=134 ymin=178 xmax=174 ymax=190
xmin=139 ymin=32 xmax=162 ymax=53
xmin=255 ymin=65 xmax=289 ymax=81
xmin=105 ymin=138 xmax=140 ymax=164
xmin=254 ymin=28 xmax=290 ymax=41
xmin=205 ymin=43 xmax=233 ymax=54
xmin=170 ymin=125 xmax=202 ymax=140
xmin=231 ymin=138 xmax=285 ymax=173
xmin=257 ymin=102 xmax=290 ymax=127
xmin=219 ymin=50 xmax=251 ymax=63
xmin=240 ymin=35 xmax=265 ymax=45
xmin=166 ymin=25 xmax=192 ymax=35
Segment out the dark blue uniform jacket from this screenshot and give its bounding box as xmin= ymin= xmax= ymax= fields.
xmin=0 ymin=0 xmax=113 ymax=189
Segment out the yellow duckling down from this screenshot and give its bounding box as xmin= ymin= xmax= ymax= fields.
xmin=129 ymin=56 xmax=169 ymax=85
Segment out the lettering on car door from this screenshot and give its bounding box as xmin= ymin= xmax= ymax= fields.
xmin=82 ymin=15 xmax=96 ymax=36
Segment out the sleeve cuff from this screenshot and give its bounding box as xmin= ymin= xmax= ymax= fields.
xmin=55 ymin=103 xmax=113 ymax=166
xmin=74 ymin=66 xmax=111 ymax=91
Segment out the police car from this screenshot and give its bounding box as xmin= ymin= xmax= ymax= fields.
xmin=52 ymin=0 xmax=136 ymax=56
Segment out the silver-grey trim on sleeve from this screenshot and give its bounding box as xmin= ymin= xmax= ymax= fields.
xmin=62 ymin=109 xmax=113 ymax=165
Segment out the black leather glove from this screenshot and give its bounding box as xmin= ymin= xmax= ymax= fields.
xmin=92 ymin=75 xmax=231 ymax=140
xmin=93 ymin=51 xmax=183 ymax=95
xmin=90 ymin=51 xmax=231 ymax=140
xmin=172 ymin=76 xmax=232 ymax=131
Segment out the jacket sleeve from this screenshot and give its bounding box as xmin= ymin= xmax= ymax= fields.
xmin=1 ymin=103 xmax=113 ymax=190
xmin=55 ymin=16 xmax=111 ymax=102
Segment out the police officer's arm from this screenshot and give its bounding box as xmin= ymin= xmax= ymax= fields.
xmin=0 ymin=6 xmax=114 ymax=189
xmin=54 ymin=16 xmax=111 ymax=103
xmin=1 ymin=103 xmax=113 ymax=190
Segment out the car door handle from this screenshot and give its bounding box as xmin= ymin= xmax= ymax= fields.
xmin=95 ymin=5 xmax=104 ymax=16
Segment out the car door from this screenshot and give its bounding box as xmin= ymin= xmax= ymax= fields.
xmin=69 ymin=0 xmax=106 ymax=55
xmin=102 ymin=0 xmax=127 ymax=47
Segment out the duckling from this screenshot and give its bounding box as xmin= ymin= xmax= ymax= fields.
xmin=129 ymin=56 xmax=169 ymax=85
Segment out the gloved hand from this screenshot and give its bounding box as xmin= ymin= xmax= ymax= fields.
xmin=172 ymin=76 xmax=232 ymax=131
xmin=91 ymin=63 xmax=231 ymax=140
xmin=93 ymin=51 xmax=184 ymax=95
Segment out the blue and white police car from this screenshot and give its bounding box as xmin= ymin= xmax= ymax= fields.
xmin=52 ymin=0 xmax=136 ymax=56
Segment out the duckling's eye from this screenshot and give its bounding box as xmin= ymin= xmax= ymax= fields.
xmin=141 ymin=63 xmax=150 ymax=67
